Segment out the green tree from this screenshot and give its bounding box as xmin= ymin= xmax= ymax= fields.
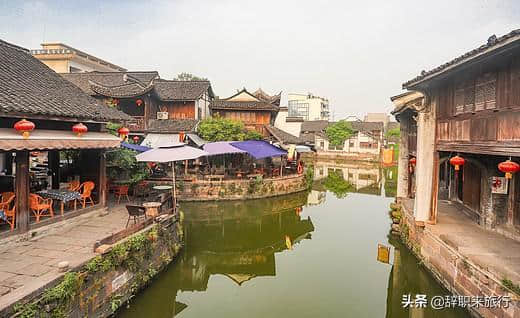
xmin=325 ymin=120 xmax=354 ymax=147
xmin=197 ymin=116 xmax=263 ymax=142
xmin=174 ymin=72 xmax=208 ymax=81
xmin=385 ymin=127 xmax=400 ymax=139
xmin=323 ymin=171 xmax=352 ymax=199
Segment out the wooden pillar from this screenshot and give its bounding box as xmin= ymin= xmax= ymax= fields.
xmin=507 ymin=176 xmax=515 ymax=225
xmin=99 ymin=150 xmax=107 ymax=207
xmin=48 ymin=150 xmax=60 ymax=189
xmin=15 ymin=151 xmax=30 ymax=233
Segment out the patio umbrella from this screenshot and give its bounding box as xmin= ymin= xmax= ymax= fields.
xmin=135 ymin=143 xmax=209 ymax=208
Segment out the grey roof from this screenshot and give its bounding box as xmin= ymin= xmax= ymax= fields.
xmin=146 ymin=119 xmax=199 ymax=133
xmin=153 ymin=80 xmax=213 ymax=101
xmin=89 ymin=80 xmax=155 ymax=98
xmin=0 ymin=39 xmax=130 ymax=122
xmin=210 ymin=100 xmax=279 ymax=111
xmin=403 ymin=29 xmax=520 ymax=88
xmin=265 ymin=125 xmax=304 ymax=144
xmin=61 ymin=71 xmax=159 ymax=96
xmin=300 ymin=120 xmax=328 ymax=132
xmin=350 ymin=121 xmax=383 ymax=132
xmin=300 ymin=132 xmax=317 ymax=144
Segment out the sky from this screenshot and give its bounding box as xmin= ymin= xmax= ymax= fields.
xmin=0 ymin=0 xmax=519 ymax=119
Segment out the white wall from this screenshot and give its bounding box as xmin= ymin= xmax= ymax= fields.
xmin=315 ymin=131 xmax=381 ymax=155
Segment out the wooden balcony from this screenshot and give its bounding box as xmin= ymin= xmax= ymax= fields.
xmin=128 ymin=116 xmax=145 ymax=132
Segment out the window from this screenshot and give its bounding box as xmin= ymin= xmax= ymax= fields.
xmin=328 ymin=142 xmax=343 ymax=151
xmin=454 ymin=73 xmax=496 ymax=114
xmin=349 ymin=141 xmax=355 ymax=148
xmin=288 ymin=100 xmax=309 ymax=120
xmin=319 ymin=141 xmax=325 ymax=149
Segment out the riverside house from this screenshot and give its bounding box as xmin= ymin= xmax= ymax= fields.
xmin=392 ymin=29 xmax=520 ymax=318
xmin=306 ymin=120 xmax=383 ymax=160
xmin=0 ymin=39 xmax=130 ymax=234
xmin=209 ymin=88 xmax=280 ymax=136
xmin=62 ymin=72 xmax=214 ymax=145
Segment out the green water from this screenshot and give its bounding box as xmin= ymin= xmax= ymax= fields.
xmin=117 ymin=163 xmax=469 ymax=318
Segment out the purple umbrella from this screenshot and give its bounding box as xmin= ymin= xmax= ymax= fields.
xmin=203 ymin=141 xmax=246 ymax=155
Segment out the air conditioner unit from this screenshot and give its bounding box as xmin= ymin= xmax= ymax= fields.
xmin=157 ymin=112 xmax=169 ymax=120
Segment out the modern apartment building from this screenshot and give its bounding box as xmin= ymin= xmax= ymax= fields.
xmin=31 ymin=43 xmax=126 ymax=73
xmin=287 ymin=93 xmax=330 ymax=121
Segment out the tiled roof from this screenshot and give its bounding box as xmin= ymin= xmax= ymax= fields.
xmin=209 ymin=100 xmax=279 ymax=111
xmin=350 ymin=121 xmax=383 ymax=132
xmin=153 ymin=80 xmax=212 ymax=101
xmin=299 ymin=132 xmax=316 ymax=144
xmin=0 ymin=39 xmax=130 ymax=122
xmin=403 ymin=29 xmax=520 ymax=88
xmin=61 ymin=71 xmax=159 ymax=95
xmin=300 ymin=120 xmax=328 ymax=132
xmin=89 ymin=80 xmax=155 ymax=98
xmin=146 ymin=119 xmax=199 ymax=133
xmin=265 ymin=125 xmax=304 ymax=144
xmin=253 ymin=88 xmax=281 ymax=106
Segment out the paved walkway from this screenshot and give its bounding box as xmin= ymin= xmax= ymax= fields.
xmin=0 ymin=204 xmax=129 ymax=310
xmin=403 ymin=199 xmax=520 ymax=283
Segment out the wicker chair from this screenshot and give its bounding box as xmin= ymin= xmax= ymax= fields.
xmin=125 ymin=204 xmax=146 ymax=227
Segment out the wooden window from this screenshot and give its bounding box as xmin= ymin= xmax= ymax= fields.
xmin=454 ymin=82 xmax=465 ymax=115
xmin=475 ymin=73 xmax=496 ymax=110
xmin=464 ymin=80 xmax=475 ymax=113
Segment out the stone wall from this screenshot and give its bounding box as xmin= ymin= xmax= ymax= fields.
xmin=153 ymin=174 xmax=309 ymax=201
xmin=8 ymin=214 xmax=183 ymax=318
xmin=400 ymin=207 xmax=520 ymax=318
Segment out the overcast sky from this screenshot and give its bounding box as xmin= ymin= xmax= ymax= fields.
xmin=0 ymin=0 xmax=519 ymax=119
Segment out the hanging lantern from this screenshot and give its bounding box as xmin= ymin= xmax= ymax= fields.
xmin=449 ymin=155 xmax=465 ymax=171
xmin=14 ymin=119 xmax=35 ymax=139
xmin=132 ymin=135 xmax=140 ymax=143
xmin=498 ymin=159 xmax=520 ymax=179
xmin=72 ymin=123 xmax=88 ymax=137
xmin=409 ymin=157 xmax=416 ymax=166
xmin=118 ymin=127 xmax=130 ymax=140
xmin=136 ymin=99 xmax=143 ymax=107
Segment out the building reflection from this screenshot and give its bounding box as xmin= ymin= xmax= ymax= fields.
xmin=311 ymin=161 xmax=398 ymax=200
xmin=124 ymin=192 xmax=314 ymax=317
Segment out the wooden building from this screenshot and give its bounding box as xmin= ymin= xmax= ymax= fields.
xmin=209 ymin=89 xmax=280 ymax=136
xmin=394 ymin=29 xmax=520 ymax=240
xmin=62 ymin=73 xmax=214 ymax=137
xmin=0 ymin=39 xmax=129 ymax=234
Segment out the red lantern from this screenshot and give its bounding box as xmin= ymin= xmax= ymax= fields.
xmin=132 ymin=136 xmax=140 ymax=143
xmin=498 ymin=159 xmax=520 ymax=179
xmin=113 ymin=98 xmax=120 ymax=105
xmin=409 ymin=157 xmax=416 ymax=166
xmin=72 ymin=123 xmax=88 ymax=137
xmin=118 ymin=127 xmax=130 ymax=140
xmin=14 ymin=119 xmax=35 ymax=139
xmin=136 ymin=99 xmax=143 ymax=107
xmin=449 ymin=155 xmax=465 ymax=171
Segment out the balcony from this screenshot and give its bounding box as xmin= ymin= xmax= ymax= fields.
xmin=127 ymin=116 xmax=146 ymax=132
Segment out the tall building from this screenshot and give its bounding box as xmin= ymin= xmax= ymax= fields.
xmin=31 ymin=43 xmax=126 ymax=73
xmin=287 ymin=93 xmax=330 ymax=121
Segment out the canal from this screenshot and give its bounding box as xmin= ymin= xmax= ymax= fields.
xmin=117 ymin=162 xmax=470 ymax=318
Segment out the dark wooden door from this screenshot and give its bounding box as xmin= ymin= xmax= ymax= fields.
xmin=462 ymin=162 xmax=481 ymax=213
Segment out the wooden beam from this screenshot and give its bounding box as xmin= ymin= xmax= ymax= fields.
xmin=99 ymin=150 xmax=107 ymax=207
xmin=15 ymin=151 xmax=30 ymax=233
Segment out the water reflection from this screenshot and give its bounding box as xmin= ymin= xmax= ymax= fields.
xmin=118 ymin=162 xmax=468 ymax=318
xmin=312 ymin=161 xmax=398 ymax=200
xmin=121 ymin=192 xmax=314 ymax=317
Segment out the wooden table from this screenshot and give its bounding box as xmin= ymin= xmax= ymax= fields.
xmin=142 ymin=202 xmax=161 ymax=218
